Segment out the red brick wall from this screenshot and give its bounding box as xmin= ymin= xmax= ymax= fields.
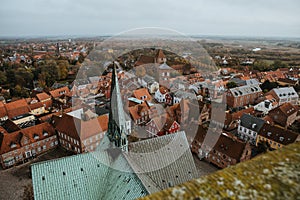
xmin=0 ymin=135 xmax=58 ymax=169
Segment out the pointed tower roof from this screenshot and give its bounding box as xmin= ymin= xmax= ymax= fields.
xmin=106 ymin=62 xmax=129 ymax=151
xmin=110 ymin=63 xmax=127 ymax=129
xmin=155 ymin=49 xmax=166 ymax=59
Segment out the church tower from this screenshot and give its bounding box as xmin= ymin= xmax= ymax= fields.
xmin=107 ymin=62 xmax=129 ymax=152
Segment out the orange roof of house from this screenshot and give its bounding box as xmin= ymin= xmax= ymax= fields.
xmin=0 ymin=122 xmax=56 ymax=154
xmin=232 ymin=107 xmax=255 ymax=121
xmin=49 ymin=86 xmax=70 ymax=99
xmin=36 ymin=92 xmax=51 ymax=101
xmin=29 ymin=102 xmax=44 ymax=110
xmin=240 ymin=76 xmax=250 ymax=80
xmin=4 ymin=99 xmax=31 ymax=118
xmin=156 ymin=49 xmax=166 ymax=59
xmin=133 ymin=88 xmax=152 ymax=101
xmin=129 ymin=101 xmax=150 ymax=121
xmin=53 ymin=113 xmax=108 ymax=141
xmin=163 ymin=118 xmax=179 ymax=130
xmin=0 ymin=102 xmax=7 ymax=118
xmin=159 ymin=86 xmax=169 ymax=94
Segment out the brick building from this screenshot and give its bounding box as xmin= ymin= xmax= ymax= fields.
xmin=191 ymin=126 xmax=251 ymax=168
xmin=52 ymin=111 xmax=108 ymax=153
xmin=267 ymin=87 xmax=298 ymax=106
xmin=225 ymin=84 xmax=262 ymax=108
xmin=0 ymin=122 xmax=57 ymax=169
xmin=256 ymin=123 xmax=300 ymax=149
xmin=268 ymin=102 xmax=298 ymax=128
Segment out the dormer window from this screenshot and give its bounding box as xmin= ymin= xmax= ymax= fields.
xmin=252 ymin=124 xmax=257 ymax=129
xmin=279 ymin=137 xmax=284 ymax=142
xmin=267 ymin=132 xmax=271 ymax=137
xmin=34 ymin=134 xmax=40 ymax=140
xmin=10 ymin=143 xmax=17 ymax=148
xmin=43 ymin=131 xmax=48 ymax=137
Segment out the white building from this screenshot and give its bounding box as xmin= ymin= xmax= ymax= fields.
xmin=237 ymin=114 xmax=265 ymax=145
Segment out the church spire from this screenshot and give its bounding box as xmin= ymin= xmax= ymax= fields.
xmin=107 ymin=62 xmax=129 ymax=152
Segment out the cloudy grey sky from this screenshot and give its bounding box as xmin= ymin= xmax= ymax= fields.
xmin=0 ymin=0 xmax=299 ymax=37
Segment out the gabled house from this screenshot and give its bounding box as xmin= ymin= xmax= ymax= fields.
xmin=256 ymin=123 xmax=300 ymax=149
xmin=49 ymin=86 xmax=70 ymax=99
xmin=4 ymin=99 xmax=31 ymax=119
xmin=132 ymin=88 xmax=152 ymax=101
xmin=268 ymin=102 xmax=298 ymax=128
xmin=0 ymin=122 xmax=57 ymax=169
xmin=146 ymin=116 xmax=166 ymax=137
xmin=155 ymin=86 xmax=169 ymax=103
xmin=29 ymin=101 xmax=47 ymax=116
xmin=129 ymin=101 xmax=150 ymax=125
xmin=52 ymin=110 xmax=108 ymax=153
xmin=158 ymin=63 xmax=173 ymax=87
xmin=174 ymin=99 xmax=210 ymax=126
xmin=267 ymin=87 xmax=298 ymax=106
xmin=226 ymin=84 xmax=262 ymax=108
xmin=191 ymin=126 xmax=251 ymax=169
xmin=237 ymin=114 xmax=265 ymax=145
xmin=36 ymin=92 xmax=52 ymax=109
xmin=49 ymin=86 xmax=71 ymax=107
xmin=163 ymin=118 xmax=180 ymax=134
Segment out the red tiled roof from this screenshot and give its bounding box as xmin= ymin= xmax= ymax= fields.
xmin=135 ymin=55 xmax=155 ymax=66
xmin=259 ymin=123 xmax=299 ymax=145
xmin=0 ymin=101 xmax=7 ymax=118
xmin=194 ymin=126 xmax=248 ymax=161
xmin=53 ymin=113 xmax=108 ymax=141
xmin=29 ymin=102 xmax=44 ymax=110
xmin=156 ymin=49 xmax=166 ymax=59
xmin=49 ymin=86 xmax=70 ymax=99
xmin=5 ymin=99 xmax=31 ymax=118
xmin=0 ymin=122 xmax=56 ymax=155
xmin=129 ymin=101 xmax=150 ymax=121
xmin=133 ymin=88 xmax=152 ymax=101
xmin=274 ymin=103 xmax=297 ymax=117
xmin=36 ymin=92 xmax=51 ymax=101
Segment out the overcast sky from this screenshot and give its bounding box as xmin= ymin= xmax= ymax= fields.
xmin=0 ymin=0 xmax=299 ymax=37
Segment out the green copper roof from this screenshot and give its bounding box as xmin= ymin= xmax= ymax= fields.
xmin=31 ymin=151 xmax=148 ymax=200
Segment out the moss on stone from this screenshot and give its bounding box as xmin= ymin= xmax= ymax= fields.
xmin=138 ymin=142 xmax=300 ymax=200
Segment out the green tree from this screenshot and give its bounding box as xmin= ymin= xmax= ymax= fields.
xmin=41 ymin=60 xmax=59 ymax=87
xmin=15 ymin=68 xmax=34 ymax=88
xmin=6 ymin=69 xmax=16 ymax=87
xmin=226 ymin=81 xmax=238 ymax=89
xmin=57 ymin=60 xmax=69 ymax=80
xmin=271 ymin=60 xmax=288 ymax=70
xmin=253 ymin=60 xmax=270 ymax=71
xmin=260 ymin=80 xmax=278 ymax=93
xmin=78 ymin=52 xmax=85 ymax=63
xmin=0 ymin=71 xmax=7 ymax=85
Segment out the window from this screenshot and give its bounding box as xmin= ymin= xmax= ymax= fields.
xmin=50 ymin=142 xmax=54 ymax=147
xmin=43 ymin=145 xmax=46 ymax=150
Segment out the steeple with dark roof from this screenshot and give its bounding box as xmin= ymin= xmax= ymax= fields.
xmin=107 ymin=62 xmax=129 ymax=151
